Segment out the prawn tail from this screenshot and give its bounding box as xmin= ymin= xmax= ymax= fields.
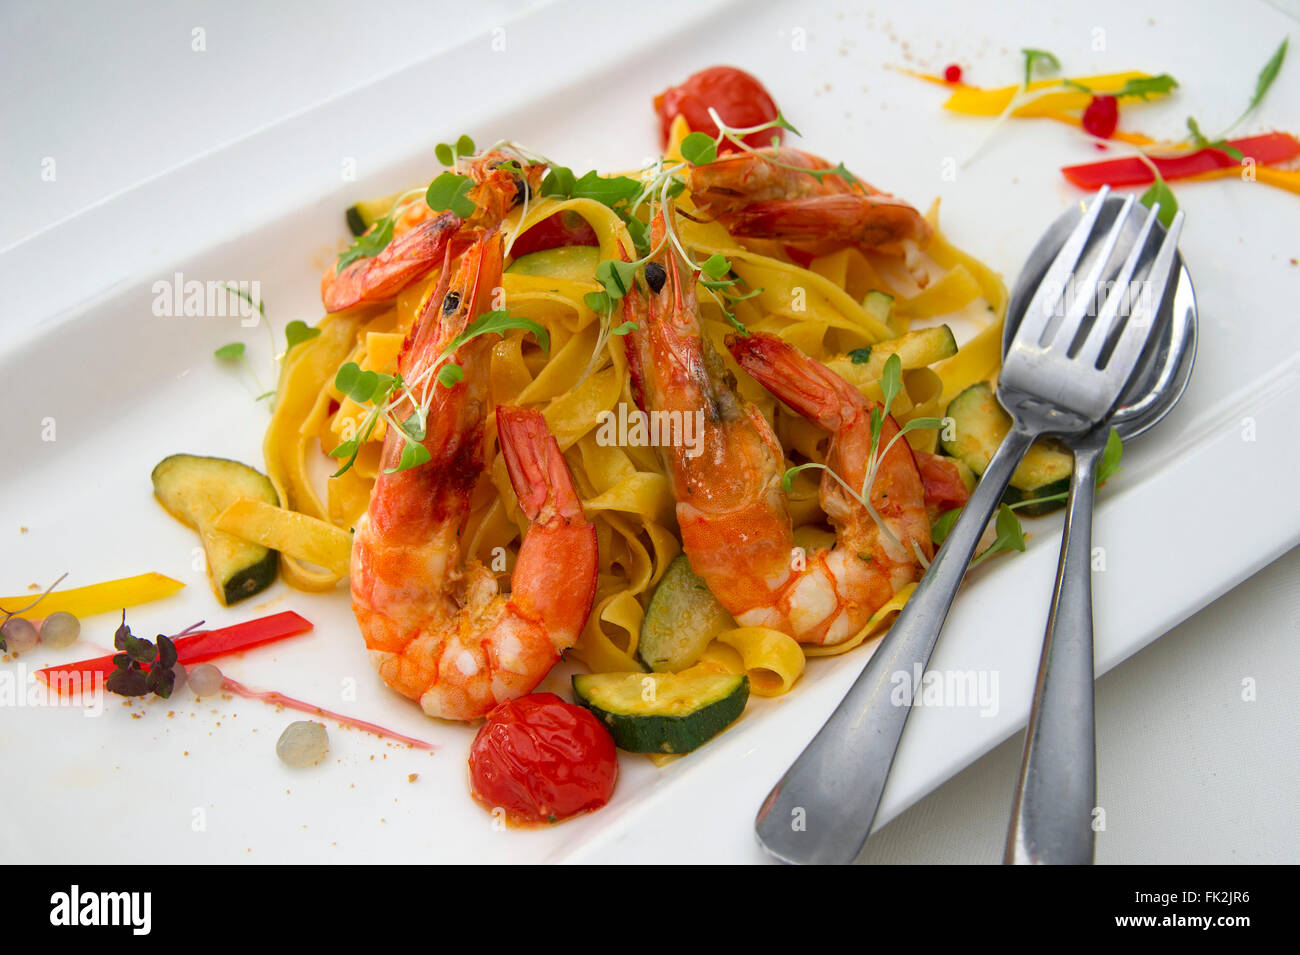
xmin=726 ymin=331 xmax=863 ymax=432
xmin=497 ymin=404 xmax=599 ymax=648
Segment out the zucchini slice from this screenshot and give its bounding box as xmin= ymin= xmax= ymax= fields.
xmin=572 ymin=671 xmax=749 ymax=754
xmin=505 ymin=245 xmax=600 ymax=282
xmin=151 ymin=454 xmax=279 ymax=606
xmin=345 ymin=193 xmax=399 ymax=238
xmin=940 ymin=383 xmax=1074 ymax=512
xmin=848 ymin=325 xmax=958 ymax=378
xmin=638 ymin=554 xmax=735 ymax=673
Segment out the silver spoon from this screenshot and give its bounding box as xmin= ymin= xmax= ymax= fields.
xmin=1003 ymin=195 xmax=1197 ymax=864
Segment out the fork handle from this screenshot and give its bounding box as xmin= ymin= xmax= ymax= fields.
xmin=754 ymin=423 xmax=1038 ymax=864
xmin=1005 ymin=442 xmax=1101 ymax=865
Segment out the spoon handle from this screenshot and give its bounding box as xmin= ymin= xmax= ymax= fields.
xmin=1005 ymin=441 xmax=1102 ymax=864
xmin=754 ymin=424 xmax=1037 ymax=865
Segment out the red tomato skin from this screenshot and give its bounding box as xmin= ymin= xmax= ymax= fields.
xmin=509 ymin=211 xmax=599 ymax=258
xmin=468 ymin=693 xmax=618 ymax=824
xmin=916 ymin=451 xmax=971 ymax=513
xmin=943 ymin=64 xmax=963 ymax=83
xmin=654 ymin=66 xmax=782 ymax=152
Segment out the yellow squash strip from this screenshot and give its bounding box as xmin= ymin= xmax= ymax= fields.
xmin=2 ymin=573 xmax=183 ymax=621
xmin=941 ymin=72 xmax=1167 ymax=117
xmin=213 ymin=499 xmax=352 ymax=578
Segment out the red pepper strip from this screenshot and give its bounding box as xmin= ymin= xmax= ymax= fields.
xmin=1062 ymin=133 xmax=1300 ymax=188
xmin=36 ymin=610 xmax=313 ymax=691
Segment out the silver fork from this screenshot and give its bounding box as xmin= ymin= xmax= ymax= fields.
xmin=754 ymin=187 xmax=1186 ymax=865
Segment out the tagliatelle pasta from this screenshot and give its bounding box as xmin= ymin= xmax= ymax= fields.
xmin=262 ymin=121 xmax=1007 ymax=703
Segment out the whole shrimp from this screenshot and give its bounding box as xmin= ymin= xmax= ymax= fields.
xmin=322 ymin=152 xmax=546 ymax=313
xmin=623 ymin=226 xmax=931 ymax=645
xmin=351 ymin=231 xmax=598 ymax=720
xmin=688 ymin=146 xmax=932 ymax=256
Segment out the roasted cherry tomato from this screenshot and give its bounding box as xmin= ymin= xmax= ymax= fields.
xmin=468 ymin=692 xmax=618 ymax=824
xmin=916 ymin=451 xmax=971 ymax=515
xmin=654 ymin=66 xmax=782 ymax=152
xmin=509 ymin=210 xmax=599 ymax=258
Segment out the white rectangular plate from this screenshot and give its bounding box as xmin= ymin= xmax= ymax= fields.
xmin=3 ymin=0 xmax=1298 ymax=863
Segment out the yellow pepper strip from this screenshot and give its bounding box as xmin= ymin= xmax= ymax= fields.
xmin=941 ymin=72 xmax=1164 ymax=117
xmin=1 ymin=573 xmax=184 ymax=621
xmin=1181 ymin=165 xmax=1300 ymax=197
xmin=214 ymin=499 xmax=352 ymax=578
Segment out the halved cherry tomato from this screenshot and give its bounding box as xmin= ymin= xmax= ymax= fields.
xmin=509 ymin=210 xmax=599 ymax=258
xmin=469 ymin=692 xmax=618 ymax=825
xmin=916 ymin=451 xmax=971 ymax=515
xmin=654 ymin=66 xmax=782 ymax=152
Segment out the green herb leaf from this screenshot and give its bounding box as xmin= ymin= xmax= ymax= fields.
xmin=1072 ymin=74 xmax=1180 ymax=100
xmin=611 ymin=321 xmax=638 ymax=336
xmin=456 ymin=134 xmax=476 ymax=156
xmin=1021 ymin=47 xmax=1061 ymax=86
xmin=540 ymin=165 xmax=576 ymax=198
xmin=931 ymin=507 xmax=961 ymax=545
xmin=989 ymin=504 xmax=1027 ymax=556
xmin=1096 ymin=428 xmax=1123 ymax=485
xmin=1139 ymin=172 xmax=1179 ymax=228
xmin=596 ymin=259 xmax=639 ymax=300
xmin=436 ymin=363 xmax=465 ymax=388
xmin=400 ymin=413 xmax=426 ymax=442
xmin=328 ymin=437 xmax=360 ymax=460
xmin=772 ymin=111 xmax=802 ymax=136
xmin=569 ymin=171 xmax=642 ymax=206
xmin=848 ymin=346 xmax=872 ymax=365
xmin=541 ymin=167 xmax=640 ymax=208
xmin=781 ymin=462 xmax=824 ymax=493
xmin=285 ymin=320 xmax=321 ymax=351
xmin=699 ymin=253 xmax=730 ymax=279
xmin=334 ymin=361 xmax=361 ymax=397
xmin=337 ymin=214 xmax=396 ymax=273
xmin=896 ymin=416 xmax=944 ymax=435
xmin=387 ymin=440 xmax=432 ymax=474
xmin=426 ymin=172 xmax=476 ymax=218
xmin=1245 ymin=37 xmax=1288 ymax=117
xmin=447 ymin=309 xmax=550 ymax=355
xmin=584 ymin=290 xmax=612 ymax=314
xmin=880 ymin=352 xmax=902 ymax=411
xmin=214 ymin=342 xmax=245 ymax=360
xmin=624 ymin=215 xmax=650 ymax=254
xmin=680 ymin=131 xmax=719 ymax=166
xmin=435 ymin=142 xmax=454 ymax=166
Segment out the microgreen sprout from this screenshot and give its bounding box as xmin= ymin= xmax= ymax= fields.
xmin=329 ymin=310 xmax=549 ymax=477
xmin=105 ymin=611 xmax=180 ymax=699
xmin=216 ymin=287 xmax=321 ymax=403
xmin=781 ymin=354 xmax=942 ymax=559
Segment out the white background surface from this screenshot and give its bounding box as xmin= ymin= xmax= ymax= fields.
xmin=2 ymin=0 xmax=1296 ymax=864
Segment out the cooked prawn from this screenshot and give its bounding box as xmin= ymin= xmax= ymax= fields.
xmin=351 ymin=231 xmax=598 ymax=720
xmin=624 ymin=228 xmax=931 ymax=645
xmin=688 ymin=146 xmax=932 ymax=259
xmin=322 ymin=152 xmax=546 ymax=313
